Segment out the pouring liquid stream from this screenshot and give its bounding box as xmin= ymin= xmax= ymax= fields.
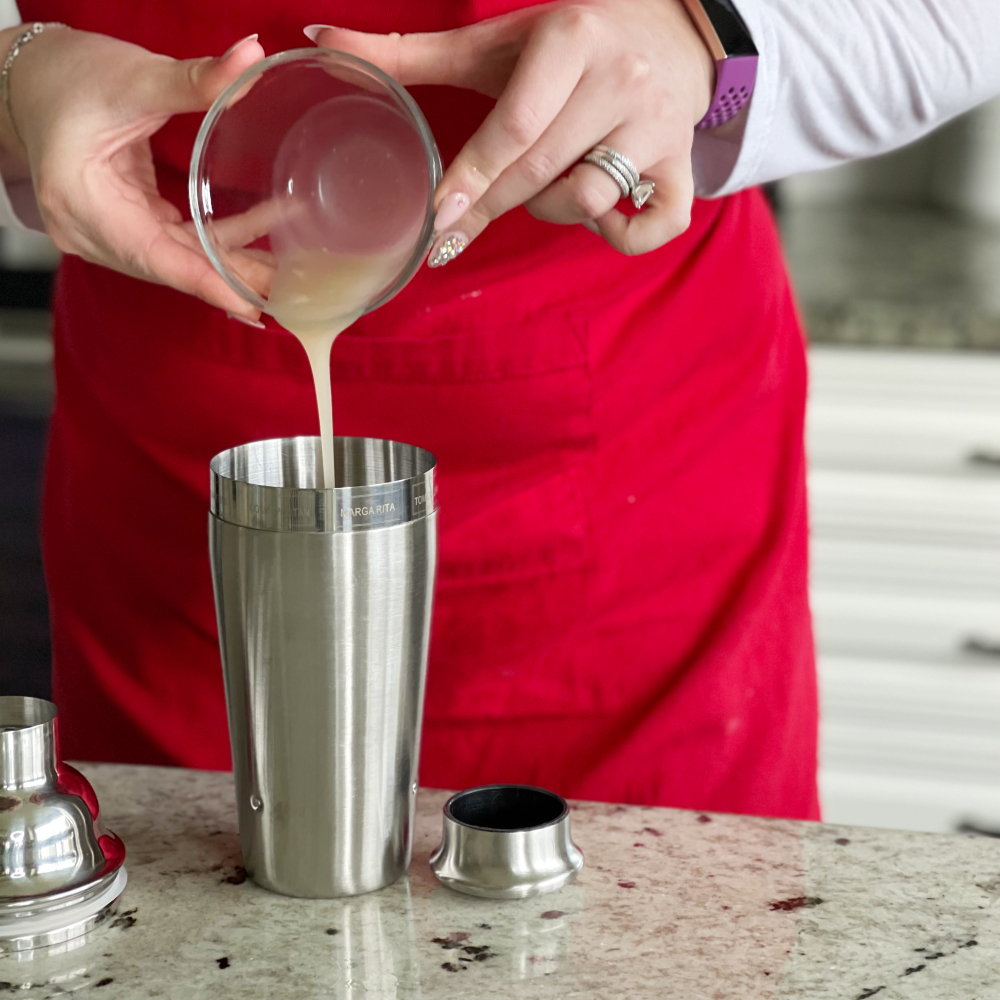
xmin=266 ymin=249 xmax=407 ymax=488
xmin=260 ymin=93 xmax=432 ymax=488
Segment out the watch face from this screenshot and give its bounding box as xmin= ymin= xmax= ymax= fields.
xmin=701 ymin=0 xmax=758 ymax=57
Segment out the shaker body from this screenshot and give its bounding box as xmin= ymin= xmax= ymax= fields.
xmin=209 ymin=436 xmax=436 ymax=897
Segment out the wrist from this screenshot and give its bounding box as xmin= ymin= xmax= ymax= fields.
xmin=668 ymin=0 xmax=716 ymax=126
xmin=0 ymin=26 xmax=30 ymax=178
xmin=0 ymin=22 xmax=68 ymax=176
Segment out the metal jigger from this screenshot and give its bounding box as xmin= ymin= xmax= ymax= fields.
xmin=0 ymin=697 xmax=126 ymax=954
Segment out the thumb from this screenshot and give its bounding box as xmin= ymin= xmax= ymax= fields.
xmin=151 ymin=34 xmax=265 ymax=116
xmin=305 ymin=20 xmax=527 ymax=94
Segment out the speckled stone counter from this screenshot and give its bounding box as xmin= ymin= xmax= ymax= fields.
xmin=2 ymin=764 xmax=997 ymax=998
xmin=781 ymin=206 xmax=1000 ymax=351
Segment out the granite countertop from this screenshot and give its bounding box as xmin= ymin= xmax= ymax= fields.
xmin=781 ymin=206 xmax=1000 ymax=351
xmin=1 ymin=764 xmax=997 ymax=999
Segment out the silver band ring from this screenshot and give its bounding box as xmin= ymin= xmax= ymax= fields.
xmin=593 ymin=145 xmax=640 ymax=187
xmin=582 ymin=152 xmax=631 ymax=199
xmin=582 ymin=144 xmax=656 ymax=210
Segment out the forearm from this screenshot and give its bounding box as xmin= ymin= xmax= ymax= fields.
xmin=696 ymin=0 xmax=1000 ymax=195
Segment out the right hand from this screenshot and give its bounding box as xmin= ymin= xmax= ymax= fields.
xmin=1 ymin=26 xmax=265 ymax=321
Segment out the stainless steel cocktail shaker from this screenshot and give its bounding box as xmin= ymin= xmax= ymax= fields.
xmin=209 ymin=436 xmax=437 ymax=898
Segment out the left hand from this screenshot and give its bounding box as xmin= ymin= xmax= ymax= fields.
xmin=305 ymin=0 xmax=714 ymax=265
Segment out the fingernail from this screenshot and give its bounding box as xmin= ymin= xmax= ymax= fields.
xmin=303 ymin=24 xmax=337 ymax=43
xmin=581 ymin=220 xmax=600 ymax=235
xmin=433 ymin=193 xmax=470 ymax=233
xmin=226 ymin=311 xmax=266 ymax=328
xmin=222 ymin=33 xmax=259 ymax=60
xmin=428 ymin=232 xmax=468 ymax=268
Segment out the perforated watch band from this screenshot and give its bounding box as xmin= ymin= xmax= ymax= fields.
xmin=677 ymin=0 xmax=758 ymax=131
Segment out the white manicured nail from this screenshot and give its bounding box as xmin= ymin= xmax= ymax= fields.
xmin=226 ymin=311 xmax=265 ymax=328
xmin=303 ymin=24 xmax=338 ymax=43
xmin=222 ymin=34 xmax=258 ymax=60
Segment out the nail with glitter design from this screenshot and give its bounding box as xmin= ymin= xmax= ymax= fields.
xmin=433 ymin=192 xmax=470 ymax=234
xmin=428 ymin=232 xmax=468 ymax=268
xmin=226 ymin=311 xmax=266 ymax=328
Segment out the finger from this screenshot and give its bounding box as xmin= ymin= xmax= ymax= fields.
xmin=90 ymin=199 xmax=264 ymax=316
xmin=590 ymin=154 xmax=695 ymax=256
xmin=46 ymin=159 xmax=264 ymax=318
xmin=52 ymin=198 xmax=263 ymax=317
xmin=305 ymin=19 xmax=529 ymax=92
xmin=525 ymin=135 xmax=654 ymax=227
xmin=476 ymin=118 xmax=655 ymax=233
xmin=203 ymin=196 xmax=289 ymax=251
xmin=148 ymin=193 xmax=183 ymax=225
xmin=175 ymin=221 xmax=276 ymax=301
xmin=431 ymin=25 xmax=589 ymax=224
xmin=180 ymin=198 xmax=284 ymax=300
xmin=424 ymin=110 xmax=659 ymax=270
xmin=76 ymin=226 xmax=261 ymax=319
xmin=222 ymin=248 xmax=276 ymax=301
xmin=145 ymin=225 xmax=265 ymax=316
xmin=143 ymin=34 xmax=265 ymax=117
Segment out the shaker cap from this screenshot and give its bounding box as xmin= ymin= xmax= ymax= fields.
xmin=429 ymin=785 xmax=584 ymax=899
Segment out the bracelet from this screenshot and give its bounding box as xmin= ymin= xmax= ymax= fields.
xmin=1 ymin=22 xmax=65 ymax=144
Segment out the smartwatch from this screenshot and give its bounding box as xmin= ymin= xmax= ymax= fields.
xmin=677 ymin=0 xmax=759 ymax=131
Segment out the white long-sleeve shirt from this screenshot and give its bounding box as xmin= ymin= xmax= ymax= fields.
xmin=2 ymin=0 xmax=1000 ymax=227
xmin=694 ymin=0 xmax=1000 ymax=196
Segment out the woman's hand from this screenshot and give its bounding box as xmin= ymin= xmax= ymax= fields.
xmin=305 ymin=1 xmax=714 ymax=265
xmin=0 ymin=26 xmax=265 ymax=320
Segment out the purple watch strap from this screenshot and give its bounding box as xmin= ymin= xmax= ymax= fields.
xmin=696 ymin=55 xmax=758 ymax=131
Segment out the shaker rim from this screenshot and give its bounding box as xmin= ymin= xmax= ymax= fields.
xmin=442 ymin=785 xmax=570 ymax=834
xmin=0 ymin=695 xmax=57 ymax=736
xmin=209 ymin=435 xmax=436 ymax=491
xmin=209 ymin=435 xmax=437 ymax=533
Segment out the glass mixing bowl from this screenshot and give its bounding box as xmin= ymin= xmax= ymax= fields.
xmin=189 ymin=48 xmax=442 ymax=330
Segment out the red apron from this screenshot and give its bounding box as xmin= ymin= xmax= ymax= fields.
xmin=25 ymin=0 xmax=819 ymax=819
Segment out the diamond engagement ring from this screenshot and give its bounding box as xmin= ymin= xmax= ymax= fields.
xmin=582 ymin=145 xmax=655 ymax=210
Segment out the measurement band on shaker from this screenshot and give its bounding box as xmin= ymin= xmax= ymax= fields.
xmin=340 ymin=502 xmax=397 ymax=517
xmin=213 ymin=473 xmax=434 ymax=531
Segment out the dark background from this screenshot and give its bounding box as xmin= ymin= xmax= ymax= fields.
xmin=0 ymin=269 xmax=53 ymax=698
